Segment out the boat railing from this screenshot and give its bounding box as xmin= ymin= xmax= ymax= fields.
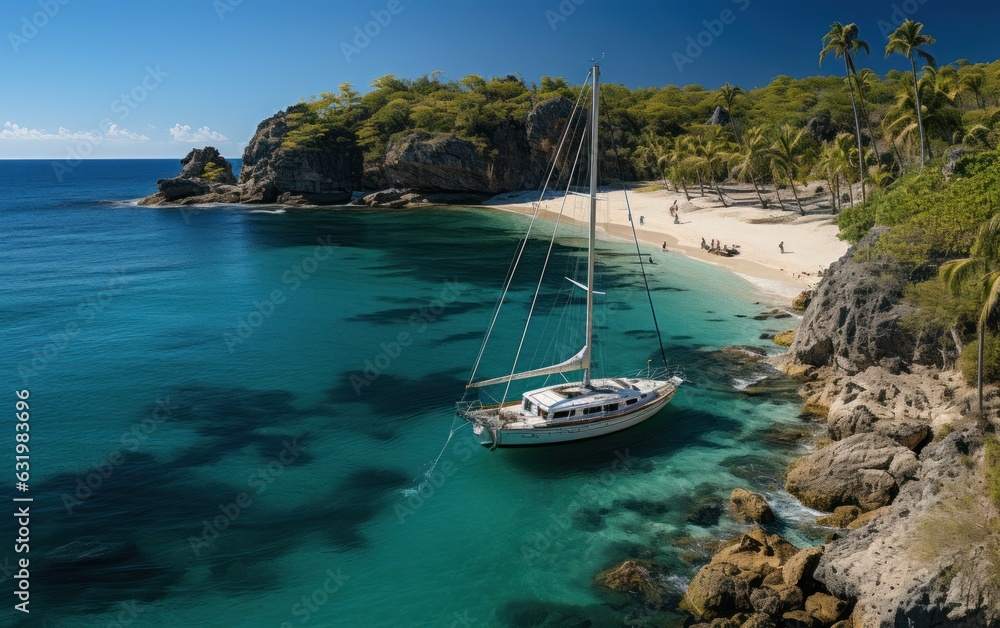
xmin=622 ymin=365 xmax=686 ymax=381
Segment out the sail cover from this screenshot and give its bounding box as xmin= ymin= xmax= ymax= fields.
xmin=466 ymin=346 xmax=589 ymax=389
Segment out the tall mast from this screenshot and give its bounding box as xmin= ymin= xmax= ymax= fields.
xmin=583 ymin=61 xmax=599 ymax=388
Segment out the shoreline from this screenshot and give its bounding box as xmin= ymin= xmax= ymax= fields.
xmin=483 ymin=185 xmax=850 ymax=302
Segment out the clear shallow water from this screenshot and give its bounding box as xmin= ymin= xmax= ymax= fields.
xmin=0 ymin=160 xmax=820 ymax=627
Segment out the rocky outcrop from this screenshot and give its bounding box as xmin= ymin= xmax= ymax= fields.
xmin=785 ymin=433 xmax=919 ymax=512
xmin=596 ymin=559 xmax=673 ymax=608
xmin=385 ymin=132 xmax=493 ymax=194
xmin=814 ymin=428 xmax=1000 ymax=627
xmin=729 ymin=489 xmax=775 ymax=524
xmin=179 ymin=146 xmax=236 ymax=184
xmin=785 ymin=228 xmax=925 ymax=373
xmin=239 ymin=104 xmax=361 ymax=205
xmin=707 ymin=106 xmax=732 ymax=127
xmin=383 ymin=97 xmax=574 ymax=197
xmin=138 ymin=146 xmax=242 ymax=206
xmin=682 ymin=528 xmax=846 ymax=627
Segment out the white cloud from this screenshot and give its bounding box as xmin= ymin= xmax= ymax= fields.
xmin=169 ymin=123 xmax=229 ymax=143
xmin=1 ymin=121 xmax=149 ymax=142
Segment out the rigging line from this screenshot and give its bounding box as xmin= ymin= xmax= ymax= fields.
xmin=466 ymin=69 xmax=593 ymax=388
xmin=603 ymin=108 xmax=670 ymax=369
xmin=500 ymin=91 xmax=593 ymax=403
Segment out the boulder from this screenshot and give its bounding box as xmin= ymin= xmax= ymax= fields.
xmin=786 ymin=228 xmax=923 ymax=373
xmin=816 ymin=506 xmax=861 ymax=528
xmin=942 ymin=147 xmax=966 ymax=181
xmin=773 ymin=330 xmax=795 ymax=347
xmin=729 ymin=489 xmax=776 ymax=524
xmin=741 ymin=612 xmax=777 ymax=628
xmin=749 ymin=587 xmax=782 ymax=616
xmin=805 ymin=592 xmax=848 ymax=625
xmin=708 ymin=106 xmax=733 ymax=127
xmin=792 ymin=290 xmax=814 ymax=311
xmin=360 ymin=188 xmax=420 ymax=208
xmin=828 ymin=404 xmax=930 ymax=451
xmin=596 ymin=559 xmax=670 ymax=608
xmin=156 ymin=176 xmax=210 ymax=201
xmin=782 ymin=610 xmax=817 ymax=628
xmin=782 ymin=546 xmax=824 ymax=589
xmin=785 ymin=433 xmax=918 ymax=512
xmin=239 ymin=104 xmax=361 ymax=204
xmin=682 ymin=528 xmax=798 ymax=620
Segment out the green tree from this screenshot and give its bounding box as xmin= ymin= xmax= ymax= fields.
xmin=771 ymin=125 xmax=808 ymax=215
xmin=730 ymin=125 xmax=771 ymax=208
xmin=820 ymin=21 xmax=870 ymax=202
xmin=886 ymin=19 xmax=937 ymax=170
xmin=940 ymin=213 xmax=1000 ymax=413
xmin=960 ymin=70 xmax=986 ymax=109
xmin=718 ymin=82 xmax=745 ymax=146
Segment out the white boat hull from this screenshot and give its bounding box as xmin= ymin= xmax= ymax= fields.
xmin=471 ymin=385 xmax=678 ymax=448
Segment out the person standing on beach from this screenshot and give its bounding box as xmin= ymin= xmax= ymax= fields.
xmin=662 ymin=241 xmax=667 ymax=252
xmin=669 ymin=200 xmax=678 ymax=217
xmin=779 ymin=241 xmax=785 ymax=254
xmin=673 ymin=209 xmax=680 ymax=224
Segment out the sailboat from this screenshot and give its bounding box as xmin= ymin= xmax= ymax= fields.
xmin=456 ymin=61 xmax=683 ymax=449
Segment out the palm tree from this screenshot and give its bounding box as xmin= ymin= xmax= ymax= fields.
xmin=730 ymin=126 xmax=771 ymax=208
xmin=685 ymin=129 xmax=734 ymax=207
xmin=850 ymin=68 xmax=883 ymax=167
xmin=886 ymin=19 xmax=936 ymax=170
xmin=820 ymin=22 xmax=870 ymax=202
xmin=718 ymin=82 xmax=745 ymax=147
xmin=657 ymin=136 xmax=693 ymax=200
xmin=771 ymin=125 xmax=808 ymax=215
xmin=940 ymin=214 xmax=1000 ymax=414
xmin=960 ymin=70 xmax=986 ymax=109
xmin=815 ymin=134 xmax=855 ymax=213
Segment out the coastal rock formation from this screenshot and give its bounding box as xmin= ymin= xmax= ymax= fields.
xmin=385 ymin=132 xmax=493 ymax=194
xmin=785 ymin=433 xmax=918 ymax=512
xmin=786 ymin=228 xmax=920 ymax=373
xmin=179 ymin=146 xmax=236 ymax=184
xmin=729 ymin=489 xmax=775 ymax=524
xmin=804 ymin=112 xmax=836 ymax=144
xmin=383 ymin=97 xmax=574 ymax=197
xmin=682 ymin=528 xmax=849 ymax=627
xmin=596 ymin=559 xmax=672 ymax=608
xmin=239 ymin=104 xmax=361 ymax=205
xmin=138 ymin=146 xmax=242 ymax=206
xmin=814 ymin=428 xmax=1000 ymax=626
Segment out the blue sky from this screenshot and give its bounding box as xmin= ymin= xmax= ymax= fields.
xmin=3 ymin=0 xmax=999 ymax=159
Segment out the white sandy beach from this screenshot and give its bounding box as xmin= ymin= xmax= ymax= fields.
xmin=485 ymin=182 xmax=851 ymax=300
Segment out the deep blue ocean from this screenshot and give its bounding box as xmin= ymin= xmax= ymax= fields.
xmin=0 ymin=160 xmax=821 ymax=627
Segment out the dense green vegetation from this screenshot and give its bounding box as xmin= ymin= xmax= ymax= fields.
xmin=200 ymin=161 xmax=225 ymax=182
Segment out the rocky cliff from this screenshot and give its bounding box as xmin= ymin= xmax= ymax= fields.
xmin=140 ymin=97 xmax=575 ymax=207
xmin=238 ymin=104 xmax=362 ymax=205
xmin=773 ymin=227 xmax=1000 ymax=626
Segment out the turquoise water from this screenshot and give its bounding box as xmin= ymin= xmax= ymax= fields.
xmin=0 ymin=161 xmax=818 ymax=627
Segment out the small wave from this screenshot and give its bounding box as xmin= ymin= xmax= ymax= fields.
xmin=247 ymin=208 xmax=286 ymax=214
xmin=97 ymin=199 xmax=142 ymax=207
xmin=730 ymin=374 xmax=769 ymax=391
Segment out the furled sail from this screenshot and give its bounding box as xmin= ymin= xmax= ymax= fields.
xmin=466 ymin=346 xmax=589 ymax=389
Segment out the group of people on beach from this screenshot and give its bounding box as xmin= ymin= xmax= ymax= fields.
xmin=701 ymin=237 xmax=740 ymax=256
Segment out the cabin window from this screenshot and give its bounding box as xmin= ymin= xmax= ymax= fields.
xmin=553 ymin=411 xmax=570 ymax=419
xmin=625 ymin=398 xmax=638 ymax=406
xmin=585 ymin=406 xmax=602 ymax=414
xmin=605 ymin=403 xmax=619 ymax=412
